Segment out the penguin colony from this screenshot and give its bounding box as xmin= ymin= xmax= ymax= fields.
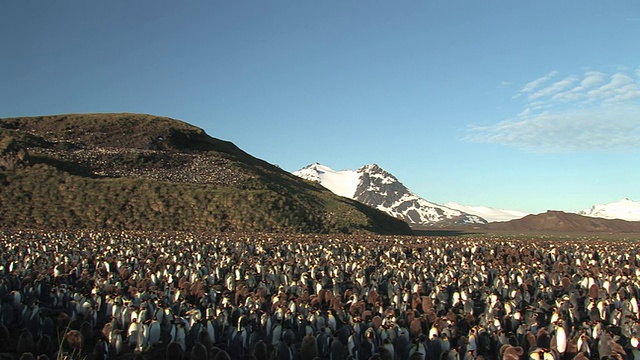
xmin=0 ymin=230 xmax=639 ymax=360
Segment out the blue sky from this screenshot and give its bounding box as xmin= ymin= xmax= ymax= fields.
xmin=2 ymin=1 xmax=639 ymax=213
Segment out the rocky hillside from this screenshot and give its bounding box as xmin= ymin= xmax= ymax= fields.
xmin=0 ymin=113 xmax=412 ymax=234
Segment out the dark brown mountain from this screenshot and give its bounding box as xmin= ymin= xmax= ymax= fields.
xmin=482 ymin=210 xmax=640 ymax=233
xmin=0 ymin=113 xmax=412 ymax=234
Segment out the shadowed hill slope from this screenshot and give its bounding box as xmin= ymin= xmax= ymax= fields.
xmin=0 ymin=113 xmax=411 ymax=234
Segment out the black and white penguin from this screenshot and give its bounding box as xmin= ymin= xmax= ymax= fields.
xmin=92 ymin=338 xmax=109 ymax=360
xmin=550 ymin=321 xmax=567 ymax=356
xmin=109 ymin=328 xmax=125 ymax=356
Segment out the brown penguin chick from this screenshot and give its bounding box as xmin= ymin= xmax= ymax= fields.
xmin=101 ymin=321 xmax=112 ymax=344
xmin=503 ymin=354 xmax=519 ymax=360
xmin=524 ymin=332 xmax=537 ymax=352
xmin=410 ymin=317 xmax=423 ymax=338
xmin=588 ymin=284 xmax=599 ymax=300
xmin=406 ymin=310 xmax=416 ymax=325
xmin=368 ymin=289 xmax=380 ymax=305
xmin=166 ymin=341 xmax=185 ymax=360
xmin=332 ymin=296 xmax=344 ymax=312
xmin=190 ymin=342 xmax=208 ymax=360
xmin=427 ymin=309 xmax=439 ymax=324
xmin=422 ymin=296 xmax=434 ymax=313
xmin=412 ymin=294 xmax=422 ymax=310
xmin=372 ymin=315 xmax=383 ymax=330
xmin=503 ymin=345 xmax=524 ymax=359
xmin=446 ymin=309 xmax=457 ymax=323
xmin=610 ymin=341 xmax=626 ymax=358
xmin=64 ymin=329 xmax=84 ymax=353
xmin=572 ymin=352 xmax=590 ymax=360
xmin=17 ymin=328 xmax=36 ymax=354
xmin=324 ymin=289 xmax=335 ymax=304
xmin=300 ymin=332 xmax=318 ymax=359
xmin=499 ymin=344 xmax=511 ymax=359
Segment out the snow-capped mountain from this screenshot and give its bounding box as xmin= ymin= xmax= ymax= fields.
xmin=444 ymin=202 xmax=529 ymax=223
xmin=579 ymin=198 xmax=640 ymax=221
xmin=293 ymin=163 xmax=487 ymax=226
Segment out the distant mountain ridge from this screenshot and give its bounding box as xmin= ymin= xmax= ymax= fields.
xmin=294 ymin=163 xmax=487 ymax=226
xmin=579 ymin=198 xmax=640 ymax=221
xmin=444 ymin=202 xmax=529 ymax=223
xmin=482 ymin=210 xmax=640 ymax=233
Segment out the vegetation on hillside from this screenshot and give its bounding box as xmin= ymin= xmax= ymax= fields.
xmin=0 ymin=113 xmax=412 ymax=234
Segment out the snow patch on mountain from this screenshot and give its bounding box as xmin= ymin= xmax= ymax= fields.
xmin=579 ymin=198 xmax=640 ymax=221
xmin=444 ymin=202 xmax=529 ymax=223
xmin=292 ymin=162 xmax=360 ymax=198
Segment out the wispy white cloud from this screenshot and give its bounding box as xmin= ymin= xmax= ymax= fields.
xmin=465 ymin=67 xmax=640 ymax=152
xmin=581 ymin=71 xmax=606 ymax=88
xmin=466 ymin=107 xmax=640 ymax=152
xmin=529 ymin=75 xmax=579 ymax=100
xmin=515 ymin=70 xmax=559 ymax=97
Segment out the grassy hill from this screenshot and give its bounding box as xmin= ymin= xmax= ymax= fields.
xmin=0 ymin=113 xmax=412 ymax=234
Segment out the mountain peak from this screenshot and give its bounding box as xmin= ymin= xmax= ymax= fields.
xmin=360 ymin=163 xmax=382 ymax=171
xmin=294 ymin=163 xmax=487 ymax=226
